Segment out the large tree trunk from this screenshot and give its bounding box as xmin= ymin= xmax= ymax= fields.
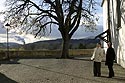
xmin=60 ymin=37 xmax=70 ymax=58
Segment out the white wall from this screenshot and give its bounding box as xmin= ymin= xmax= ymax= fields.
xmin=117 ymin=0 xmax=125 ymax=68
xmin=102 ymin=0 xmax=108 ymax=50
xmin=102 ymin=0 xmax=125 ymax=68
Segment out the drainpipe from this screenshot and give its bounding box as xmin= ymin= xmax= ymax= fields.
xmin=116 ymin=0 xmax=121 ymax=30
xmin=107 ymin=0 xmax=111 ymax=42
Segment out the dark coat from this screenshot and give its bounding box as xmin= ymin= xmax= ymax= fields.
xmin=105 ymin=47 xmax=116 ymax=66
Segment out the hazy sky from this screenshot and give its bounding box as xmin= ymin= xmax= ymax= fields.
xmin=0 ymin=0 xmax=103 ymax=44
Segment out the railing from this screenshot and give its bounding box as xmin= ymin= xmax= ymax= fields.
xmin=0 ymin=49 xmax=93 ymax=59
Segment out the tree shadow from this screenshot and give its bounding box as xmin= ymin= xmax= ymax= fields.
xmin=0 ymin=73 xmax=18 ymax=83
xmin=0 ymin=58 xmax=20 ymax=64
xmin=72 ymin=56 xmax=92 ymax=62
xmin=112 ymin=76 xmax=125 ymax=82
xmin=101 ymin=75 xmax=125 ymax=82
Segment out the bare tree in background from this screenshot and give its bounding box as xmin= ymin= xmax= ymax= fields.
xmin=2 ymin=0 xmax=99 ymax=58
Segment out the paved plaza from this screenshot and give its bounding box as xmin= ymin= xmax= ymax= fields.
xmin=0 ymin=57 xmax=125 ymax=83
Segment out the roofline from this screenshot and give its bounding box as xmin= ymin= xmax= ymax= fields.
xmin=101 ymin=0 xmax=105 ymax=7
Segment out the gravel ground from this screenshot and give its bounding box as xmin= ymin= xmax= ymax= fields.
xmin=0 ymin=57 xmax=125 ymax=83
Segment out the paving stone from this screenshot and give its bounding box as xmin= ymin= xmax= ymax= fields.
xmin=0 ymin=57 xmax=125 ymax=83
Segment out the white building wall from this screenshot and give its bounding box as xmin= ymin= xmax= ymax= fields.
xmin=117 ymin=0 xmax=125 ymax=68
xmin=102 ymin=0 xmax=108 ymax=50
xmin=102 ymin=0 xmax=125 ymax=68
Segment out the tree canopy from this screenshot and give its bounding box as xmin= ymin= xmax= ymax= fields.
xmin=3 ymin=0 xmax=98 ymax=36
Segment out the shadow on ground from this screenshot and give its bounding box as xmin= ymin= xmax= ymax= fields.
xmin=0 ymin=73 xmax=18 ymax=83
xmin=112 ymin=76 xmax=125 ymax=82
xmin=0 ymin=56 xmax=91 ymax=65
xmin=0 ymin=58 xmax=20 ymax=64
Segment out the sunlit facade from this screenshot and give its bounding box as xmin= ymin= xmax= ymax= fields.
xmin=102 ymin=0 xmax=125 ymax=68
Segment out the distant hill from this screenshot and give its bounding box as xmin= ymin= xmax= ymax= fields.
xmin=24 ymin=38 xmax=100 ymax=50
xmin=0 ymin=38 xmax=100 ymax=50
xmin=0 ymin=42 xmax=21 ymax=49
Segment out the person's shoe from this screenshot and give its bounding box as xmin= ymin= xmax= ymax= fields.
xmin=97 ymin=75 xmax=101 ymax=77
xmin=94 ymin=75 xmax=97 ymax=77
xmin=107 ymin=76 xmax=112 ymax=78
xmin=112 ymin=74 xmax=115 ymax=77
xmin=97 ymin=74 xmax=101 ymax=77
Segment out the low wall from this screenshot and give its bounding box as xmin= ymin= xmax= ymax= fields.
xmin=0 ymin=49 xmax=93 ymax=59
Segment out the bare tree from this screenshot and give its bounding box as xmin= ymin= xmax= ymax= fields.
xmin=2 ymin=0 xmax=98 ymax=58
